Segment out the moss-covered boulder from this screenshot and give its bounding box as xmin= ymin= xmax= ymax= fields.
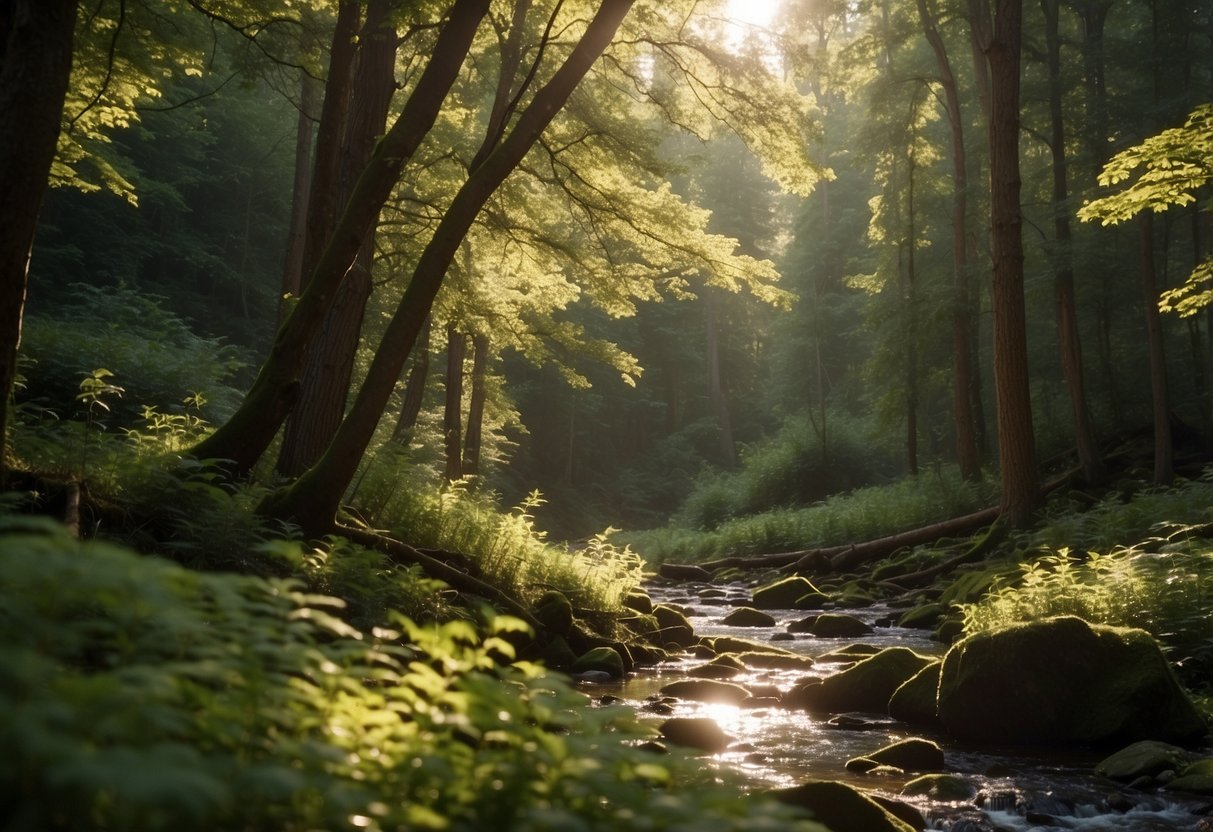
xmin=799 ymin=647 xmax=935 ymax=714
xmin=534 ymin=590 xmax=574 ymax=635
xmin=736 ymin=651 xmax=816 ymax=672
xmin=753 ymin=576 xmax=822 ymax=610
xmin=864 ymin=738 xmax=945 ymax=772
xmin=808 ymin=613 xmax=874 ymax=638
xmin=688 ymin=654 xmax=746 ymax=680
xmin=897 ymin=602 xmax=947 ymax=630
xmin=1167 ymin=759 xmax=1213 ymax=794
xmin=1095 ymin=740 xmax=1192 ymax=782
xmin=721 ymin=606 xmax=777 ymax=627
xmin=651 ymin=604 xmax=696 ymax=648
xmin=870 ymin=795 xmax=927 ymax=831
xmin=660 ymin=678 xmax=751 ymax=706
xmin=539 ymin=634 xmax=578 ymax=668
xmin=936 ymin=616 xmax=1208 ymax=745
xmin=814 ymin=643 xmax=882 ymax=663
xmin=623 ymin=590 xmax=654 ymax=614
xmin=710 ymin=636 xmax=796 ymax=656
xmin=888 ymin=661 xmax=941 ymax=726
xmin=658 ymin=563 xmax=712 ymax=581
xmin=771 ymin=781 xmax=916 ymax=832
xmin=900 ymin=774 xmax=976 ymax=801
xmin=658 ymin=717 xmax=733 ymax=753
xmin=571 ymin=646 xmax=624 ymax=679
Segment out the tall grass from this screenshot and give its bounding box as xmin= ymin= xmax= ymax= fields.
xmin=627 ymin=467 xmax=998 ymax=562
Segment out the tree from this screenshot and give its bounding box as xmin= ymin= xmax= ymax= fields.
xmin=189 ymin=0 xmax=491 ymax=475
xmin=974 ymin=0 xmax=1042 ymax=525
xmin=0 ymin=0 xmax=77 ymax=485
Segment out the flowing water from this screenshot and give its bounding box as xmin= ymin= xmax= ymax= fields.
xmin=588 ymin=581 xmax=1212 ymax=831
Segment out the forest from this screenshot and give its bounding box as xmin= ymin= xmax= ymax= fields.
xmin=2 ymin=0 xmax=1213 ymax=829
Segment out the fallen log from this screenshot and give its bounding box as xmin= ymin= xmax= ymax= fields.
xmin=821 ymin=505 xmax=1002 ymax=574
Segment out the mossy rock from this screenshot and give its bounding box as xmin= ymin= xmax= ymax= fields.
xmin=889 ymin=661 xmax=941 ymax=726
xmin=687 ymin=661 xmax=743 ymax=680
xmin=752 ymin=576 xmax=822 ymax=610
xmin=799 ymin=647 xmax=935 ymax=714
xmin=628 ymin=643 xmax=668 ymax=667
xmin=539 ymin=634 xmax=578 ymax=668
xmin=937 ymin=616 xmax=1208 ymax=745
xmin=710 ymin=636 xmax=796 ymax=656
xmin=900 ymin=774 xmax=976 ymax=801
xmin=809 ymin=613 xmax=874 ymax=638
xmin=721 ymin=606 xmax=777 ymax=627
xmin=771 ymin=781 xmax=916 ymax=832
xmin=660 ymin=678 xmax=751 ymax=706
xmin=933 ymin=617 xmax=965 ymax=644
xmin=1095 ymin=740 xmax=1192 ymax=782
xmin=658 ymin=563 xmax=712 ymax=581
xmin=736 ymin=651 xmax=815 ymax=672
xmin=845 ymin=756 xmax=880 ymax=773
xmin=870 ymin=795 xmax=927 ymax=831
xmin=571 ymin=646 xmax=624 ymax=679
xmin=795 ymin=591 xmax=830 ymax=610
xmin=533 ymin=590 xmax=574 ymax=635
xmin=865 ymin=738 xmax=945 ymax=772
xmin=815 ymin=643 xmax=882 ymax=663
xmin=1168 ymin=759 xmax=1213 ymax=793
xmin=623 ymin=591 xmax=654 ymax=614
xmin=653 ymin=604 xmax=693 ymax=631
xmin=618 ymin=613 xmax=659 ymax=637
xmin=651 ymin=605 xmax=696 ymax=648
xmin=897 ymin=603 xmax=948 ymax=630
xmin=659 ymin=717 xmax=732 ymax=753
xmin=712 ymin=567 xmax=745 ymax=582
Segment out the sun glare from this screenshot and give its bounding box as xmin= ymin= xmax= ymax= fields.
xmin=725 ymin=0 xmax=781 ymax=29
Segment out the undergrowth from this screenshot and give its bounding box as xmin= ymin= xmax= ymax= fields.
xmin=0 ymin=521 xmax=822 ymax=832
xmin=627 ymin=467 xmax=998 ymax=563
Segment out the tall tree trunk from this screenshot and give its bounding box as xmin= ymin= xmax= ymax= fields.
xmin=0 ymin=0 xmax=77 ymax=486
xmin=981 ymin=0 xmax=1041 ymax=526
xmin=188 ymin=0 xmax=490 ymax=475
xmin=705 ymin=289 xmax=737 ymax=467
xmin=462 ymin=332 xmax=490 ymax=475
xmin=393 ymin=315 xmax=431 ymax=443
xmin=280 ymin=71 xmax=320 ymax=320
xmin=443 ymin=324 xmax=466 ymax=482
xmin=1140 ymin=213 xmax=1174 ymax=484
xmin=1042 ymin=0 xmax=1102 ymax=483
xmin=277 ymin=0 xmax=399 ymax=477
xmin=261 ymin=0 xmax=637 ymax=533
xmin=918 ymin=0 xmax=980 ymax=480
xmin=905 ymin=152 xmax=919 ymax=476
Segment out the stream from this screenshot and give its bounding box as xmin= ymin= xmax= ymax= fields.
xmin=589 ymin=580 xmax=1212 ymax=831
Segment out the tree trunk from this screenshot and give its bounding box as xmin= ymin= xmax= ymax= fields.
xmin=462 ymin=333 xmax=490 ymax=475
xmin=1042 ymin=0 xmax=1102 ymax=483
xmin=905 ymin=152 xmax=919 ymax=476
xmin=393 ymin=315 xmax=431 ymax=443
xmin=918 ymin=0 xmax=980 ymax=480
xmin=277 ymin=0 xmax=399 ymax=477
xmin=280 ymin=71 xmax=320 ymax=320
xmin=983 ymin=0 xmax=1041 ymax=526
xmin=0 ymin=0 xmax=77 ymax=487
xmin=443 ymin=324 xmax=466 ymax=483
xmin=188 ymin=0 xmax=490 ymax=475
xmin=1140 ymin=213 xmax=1174 ymax=484
xmin=260 ymin=0 xmax=637 ymax=534
xmin=705 ymin=289 xmax=737 ymax=467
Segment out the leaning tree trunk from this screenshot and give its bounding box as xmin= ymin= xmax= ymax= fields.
xmin=0 ymin=0 xmax=77 ymax=487
xmin=982 ymin=0 xmax=1041 ymax=526
xmin=277 ymin=0 xmax=399 ymax=478
xmin=1042 ymin=0 xmax=1102 ymax=483
xmin=261 ymin=0 xmax=637 ymax=534
xmin=188 ymin=0 xmax=490 ymax=475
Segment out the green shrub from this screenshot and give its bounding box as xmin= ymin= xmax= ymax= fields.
xmin=0 ymin=521 xmax=822 ymax=832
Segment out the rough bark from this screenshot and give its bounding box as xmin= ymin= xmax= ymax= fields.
xmin=918 ymin=0 xmax=980 ymax=480
xmin=462 ymin=332 xmax=490 ymax=475
xmin=982 ymin=0 xmax=1041 ymax=527
xmin=277 ymin=0 xmax=399 ymax=477
xmin=188 ymin=0 xmax=490 ymax=474
xmin=705 ymin=289 xmax=737 ymax=467
xmin=0 ymin=0 xmax=77 ymax=486
xmin=443 ymin=324 xmax=466 ymax=483
xmin=261 ymin=0 xmax=637 ymax=534
xmin=1140 ymin=213 xmax=1174 ymax=484
xmin=1042 ymin=0 xmax=1102 ymax=483
xmin=279 ymin=71 xmax=319 ymax=320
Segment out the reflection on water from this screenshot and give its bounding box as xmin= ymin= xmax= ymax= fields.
xmin=585 ymin=582 xmax=1212 ymax=831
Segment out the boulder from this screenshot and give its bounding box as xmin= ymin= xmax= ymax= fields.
xmin=736 ymin=651 xmax=816 ymax=672
xmin=660 ymin=678 xmax=751 ymax=706
xmin=1095 ymin=740 xmax=1192 ymax=782
xmin=897 ymin=602 xmax=947 ymax=630
xmin=870 ymin=795 xmax=927 ymax=831
xmin=772 ymin=781 xmax=916 ymax=832
xmin=570 ymin=646 xmax=624 ymax=679
xmin=623 ymin=591 xmax=654 ymax=614
xmin=710 ymin=636 xmax=796 ymax=656
xmin=721 ymin=607 xmax=778 ymax=627
xmin=799 ymin=647 xmax=935 ymax=714
xmin=652 ymin=604 xmax=696 ymax=648
xmin=814 ymin=643 xmax=882 ymax=663
xmin=1167 ymin=759 xmax=1213 ymax=795
xmin=809 ymin=613 xmax=874 ymax=638
xmin=888 ymin=661 xmax=941 ymax=726
xmin=658 ymin=563 xmax=712 ymax=581
xmin=659 ymin=717 xmax=732 ymax=753
xmin=753 ymin=576 xmax=823 ymax=610
xmin=539 ymin=634 xmax=577 ymax=668
xmin=864 ymin=738 xmax=945 ymax=772
xmin=936 ymin=616 xmax=1208 ymax=745
xmin=901 ymin=774 xmax=976 ymax=801
xmin=534 ymin=590 xmax=574 ymax=635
